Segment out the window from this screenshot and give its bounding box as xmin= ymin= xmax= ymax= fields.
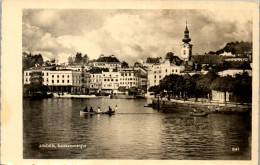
xmin=159 ymin=76 xmax=161 ymax=79
xmin=104 ymin=79 xmax=106 ymax=81
xmin=154 ymin=80 xmax=156 ymax=83
xmin=176 ymin=69 xmax=178 ymax=72
xmin=154 ymin=71 xmax=156 ymax=73
xmin=183 ymin=50 xmax=186 ymax=55
xmin=57 ymin=80 xmax=59 ymax=83
xmin=26 ymin=72 xmax=28 ymax=76
xmin=67 ymin=75 xmax=69 ymax=78
xmin=172 ymin=69 xmax=174 ymax=72
xmin=154 ymin=75 xmax=156 ymax=78
xmin=47 ymin=73 xmax=49 ymax=76
xmin=111 ymin=79 xmax=113 ymax=81
xmin=67 ymin=80 xmax=69 ymax=83
xmin=62 ymin=80 xmax=64 ymax=83
xmin=159 ymin=70 xmax=161 ymax=73
xmin=116 ymin=79 xmax=118 ymax=81
xmin=165 ymin=69 xmax=167 ymax=73
xmin=52 ymin=75 xmax=54 ymax=78
xmin=47 ymin=78 xmax=48 ymax=82
xmin=130 ymin=78 xmax=132 ymax=80
xmin=26 ymin=78 xmax=28 ymax=82
xmin=52 ymin=80 xmax=54 ymax=83
xmin=108 ymin=79 xmax=110 ymax=81
xmin=62 ymin=75 xmax=64 ymax=78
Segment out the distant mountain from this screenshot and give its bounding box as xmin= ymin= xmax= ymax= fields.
xmin=209 ymin=41 xmax=252 ymax=55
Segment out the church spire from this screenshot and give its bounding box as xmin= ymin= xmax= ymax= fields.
xmin=182 ymin=21 xmax=191 ymax=43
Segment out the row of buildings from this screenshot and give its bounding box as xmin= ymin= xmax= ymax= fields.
xmin=23 ymin=23 xmax=252 ymax=101
xmin=24 ymin=61 xmax=147 ymax=95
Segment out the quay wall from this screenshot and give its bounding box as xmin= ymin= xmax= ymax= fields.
xmin=151 ymin=98 xmax=251 ymax=114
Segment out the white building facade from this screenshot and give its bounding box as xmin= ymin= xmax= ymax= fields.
xmin=148 ymin=60 xmax=185 ymax=88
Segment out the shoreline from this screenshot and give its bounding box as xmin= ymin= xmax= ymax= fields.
xmin=151 ymin=98 xmax=251 ymax=114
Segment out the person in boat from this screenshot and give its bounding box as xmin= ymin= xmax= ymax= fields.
xmin=84 ymin=106 xmax=88 ymax=112
xmin=90 ymin=107 xmax=93 ymax=112
xmin=108 ymin=106 xmax=112 ymax=112
xmin=97 ymin=107 xmax=102 ymax=113
xmin=193 ymin=108 xmax=197 ymax=113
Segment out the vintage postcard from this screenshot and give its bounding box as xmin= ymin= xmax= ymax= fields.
xmin=1 ymin=0 xmax=259 ymax=164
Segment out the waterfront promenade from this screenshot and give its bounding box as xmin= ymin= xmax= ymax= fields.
xmin=151 ymin=97 xmax=251 ymax=114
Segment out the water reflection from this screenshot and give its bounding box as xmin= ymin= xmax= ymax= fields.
xmin=23 ymin=98 xmax=251 ymax=159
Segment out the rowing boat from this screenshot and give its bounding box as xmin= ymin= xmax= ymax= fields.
xmin=80 ymin=110 xmax=115 ymax=115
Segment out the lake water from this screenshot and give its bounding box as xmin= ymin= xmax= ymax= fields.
xmin=23 ymin=98 xmax=251 ymax=159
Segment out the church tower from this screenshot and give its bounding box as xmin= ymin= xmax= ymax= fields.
xmin=181 ymin=21 xmax=193 ymax=61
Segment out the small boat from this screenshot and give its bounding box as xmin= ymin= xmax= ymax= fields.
xmin=144 ymin=103 xmax=152 ymax=107
xmin=80 ymin=111 xmax=96 ymax=115
xmin=189 ymin=111 xmax=208 ymax=117
xmin=80 ymin=110 xmax=115 ymax=115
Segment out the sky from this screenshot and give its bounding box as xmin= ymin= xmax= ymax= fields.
xmin=22 ymin=9 xmax=252 ymax=65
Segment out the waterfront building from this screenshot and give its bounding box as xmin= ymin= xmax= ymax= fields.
xmin=89 ymin=69 xmax=103 ymax=94
xmin=119 ymin=68 xmax=138 ymax=89
xmin=48 ymin=70 xmax=74 ymax=93
xmin=101 ymin=69 xmax=120 ymax=94
xmin=93 ymin=54 xmax=121 ymax=69
xmin=119 ymin=67 xmax=147 ymax=92
xmin=212 ymin=90 xmax=231 ymax=102
xmin=24 ymin=68 xmax=87 ymax=94
xmin=24 ymin=68 xmax=50 ymax=86
xmin=148 ymin=59 xmax=185 ymax=88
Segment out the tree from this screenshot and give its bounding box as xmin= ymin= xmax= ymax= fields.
xmin=211 ymin=75 xmax=234 ymax=103
xmin=165 ymin=52 xmax=174 ymax=62
xmin=121 ymin=61 xmax=129 ymax=68
xmin=233 ymin=72 xmax=252 ymax=104
xmin=68 ymin=56 xmax=74 ymax=65
xmin=82 ymin=54 xmax=89 ymax=64
xmin=148 ymin=85 xmax=160 ymax=97
xmin=75 ymin=52 xmax=83 ymax=64
xmin=22 ymin=52 xmax=44 ymax=70
xmin=134 ymin=62 xmax=142 ymax=67
xmin=196 ymin=71 xmax=219 ymax=99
